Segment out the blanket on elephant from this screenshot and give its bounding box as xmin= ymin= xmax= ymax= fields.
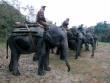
xmin=12 ymin=27 xmax=44 ymax=37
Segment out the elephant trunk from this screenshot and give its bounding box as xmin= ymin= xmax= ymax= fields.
xmin=60 ymin=39 xmax=70 ymax=72
xmin=61 ymin=55 xmax=70 ymax=72
xmin=64 ymin=58 xmax=70 ymax=72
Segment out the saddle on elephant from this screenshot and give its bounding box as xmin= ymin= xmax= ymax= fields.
xmin=11 ymin=21 xmax=45 ymax=37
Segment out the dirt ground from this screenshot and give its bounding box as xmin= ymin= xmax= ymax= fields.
xmin=0 ymin=42 xmax=110 ymax=83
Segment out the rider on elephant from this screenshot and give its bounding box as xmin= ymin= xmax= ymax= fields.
xmin=36 ymin=6 xmax=48 ymax=30
xmin=61 ymin=18 xmax=69 ymax=30
xmin=78 ymin=24 xmax=86 ymax=35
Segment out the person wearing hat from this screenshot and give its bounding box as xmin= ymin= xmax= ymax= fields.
xmin=61 ymin=18 xmax=69 ymax=30
xmin=78 ymin=24 xmax=86 ymax=35
xmin=78 ymin=24 xmax=84 ymax=31
xmin=78 ymin=24 xmax=84 ymax=32
xmin=36 ymin=6 xmax=48 ymax=29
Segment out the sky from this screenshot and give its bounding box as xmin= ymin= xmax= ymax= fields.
xmin=6 ymin=0 xmax=110 ymax=27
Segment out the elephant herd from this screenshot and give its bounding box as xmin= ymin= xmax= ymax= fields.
xmin=6 ymin=22 xmax=97 ymax=76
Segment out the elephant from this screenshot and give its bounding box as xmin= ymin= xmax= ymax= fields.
xmin=85 ymin=28 xmax=98 ymax=50
xmin=77 ymin=28 xmax=95 ymax=58
xmin=67 ymin=27 xmax=82 ymax=59
xmin=6 ymin=23 xmax=70 ymax=76
xmin=67 ymin=27 xmax=95 ymax=59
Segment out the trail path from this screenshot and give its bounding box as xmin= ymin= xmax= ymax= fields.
xmin=0 ymin=43 xmax=110 ymax=83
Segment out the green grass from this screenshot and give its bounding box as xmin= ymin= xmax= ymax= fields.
xmin=0 ymin=37 xmax=6 ymax=48
xmin=98 ymin=42 xmax=110 ymax=44
xmin=0 ymin=41 xmax=6 ymax=48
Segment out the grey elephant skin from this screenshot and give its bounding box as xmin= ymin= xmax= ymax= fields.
xmin=6 ymin=24 xmax=70 ymax=76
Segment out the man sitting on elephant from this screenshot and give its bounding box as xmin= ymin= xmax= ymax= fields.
xmin=61 ymin=18 xmax=69 ymax=30
xmin=78 ymin=24 xmax=86 ymax=36
xmin=33 ymin=5 xmax=48 ymax=61
xmin=36 ymin=6 xmax=48 ymax=30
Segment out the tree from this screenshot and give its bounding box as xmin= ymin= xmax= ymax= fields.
xmin=94 ymin=21 xmax=110 ymax=42
xmin=0 ymin=0 xmax=25 ymax=41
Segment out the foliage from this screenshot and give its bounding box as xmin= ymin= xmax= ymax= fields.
xmin=0 ymin=0 xmax=25 ymax=41
xmin=94 ymin=21 xmax=110 ymax=42
xmin=0 ymin=1 xmax=110 ymax=43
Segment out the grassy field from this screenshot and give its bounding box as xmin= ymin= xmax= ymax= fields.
xmin=0 ymin=41 xmax=6 ymax=48
xmin=0 ymin=42 xmax=110 ymax=83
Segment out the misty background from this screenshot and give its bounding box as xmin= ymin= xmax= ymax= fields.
xmin=0 ymin=0 xmax=110 ymax=42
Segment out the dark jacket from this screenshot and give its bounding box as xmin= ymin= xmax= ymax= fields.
xmin=37 ymin=9 xmax=46 ymax=22
xmin=62 ymin=20 xmax=69 ymax=28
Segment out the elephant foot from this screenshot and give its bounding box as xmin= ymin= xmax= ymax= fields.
xmin=91 ymin=55 xmax=94 ymax=58
xmin=44 ymin=66 xmax=51 ymax=71
xmin=75 ymin=57 xmax=78 ymax=59
xmin=38 ymin=70 xmax=46 ymax=76
xmin=12 ymin=70 xmax=21 ymax=76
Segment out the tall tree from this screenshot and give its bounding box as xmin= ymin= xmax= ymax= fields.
xmin=0 ymin=0 xmax=25 ymax=41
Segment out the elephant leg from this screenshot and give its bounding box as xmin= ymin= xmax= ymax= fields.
xmin=33 ymin=37 xmax=43 ymax=61
xmin=75 ymin=40 xmax=82 ymax=59
xmin=75 ymin=47 xmax=78 ymax=59
xmin=60 ymin=40 xmax=70 ymax=72
xmin=91 ymin=41 xmax=95 ymax=58
xmin=44 ymin=45 xmax=51 ymax=71
xmin=94 ymin=40 xmax=97 ymax=50
xmin=8 ymin=38 xmax=21 ymax=76
xmin=37 ymin=42 xmax=46 ymax=76
xmin=9 ymin=51 xmax=20 ymax=76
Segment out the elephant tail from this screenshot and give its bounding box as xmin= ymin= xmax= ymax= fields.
xmin=6 ymin=39 xmax=9 ymax=59
xmin=64 ymin=58 xmax=70 ymax=72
